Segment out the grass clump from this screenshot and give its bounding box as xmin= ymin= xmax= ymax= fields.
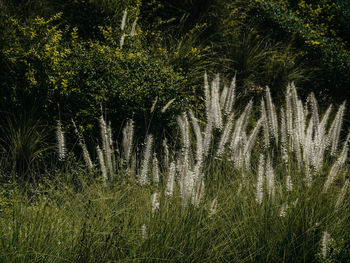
xmin=1 ymin=75 xmax=349 ymax=262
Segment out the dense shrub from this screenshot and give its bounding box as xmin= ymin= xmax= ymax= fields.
xmin=0 ymin=12 xmax=188 ymax=138
xmin=251 ymin=1 xmax=350 ymax=103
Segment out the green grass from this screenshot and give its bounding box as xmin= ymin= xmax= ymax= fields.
xmin=0 ymin=162 xmax=349 ymax=262
xmin=1 ymin=79 xmax=349 ymax=262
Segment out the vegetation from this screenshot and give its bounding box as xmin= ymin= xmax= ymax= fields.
xmin=0 ymin=0 xmax=349 ymax=262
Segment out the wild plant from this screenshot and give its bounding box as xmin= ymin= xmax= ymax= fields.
xmin=255 ymin=154 xmax=265 ymax=204
xmin=67 ymin=72 xmax=349 ymax=211
xmin=121 ymin=118 xmax=134 ymax=165
xmin=1 ymin=113 xmax=52 ymax=183
xmin=169 ymin=73 xmax=349 ymax=211
xmin=152 ymin=154 xmax=160 ymax=186
xmin=72 ymin=119 xmax=93 ymax=170
xmin=56 ymin=120 xmax=66 ymax=161
xmin=139 ymin=134 xmax=153 ymax=185
xmin=47 ymin=72 xmax=349 ymax=262
xmin=165 ymin=161 xmax=176 ymax=197
xmin=322 ymin=231 xmax=331 ymax=260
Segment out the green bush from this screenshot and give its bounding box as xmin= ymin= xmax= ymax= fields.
xmin=0 ymin=0 xmax=141 ymax=39
xmin=0 ymin=12 xmax=188 ymax=138
xmin=252 ymin=0 xmax=350 ymax=102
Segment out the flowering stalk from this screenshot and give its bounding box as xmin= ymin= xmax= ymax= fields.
xmin=56 ymin=120 xmax=66 ymax=161
xmin=99 ymin=114 xmax=113 ymax=176
xmin=217 ymin=112 xmax=234 ymax=156
xmin=97 ymin=145 xmax=108 ymax=183
xmin=130 ymin=17 xmax=138 ymax=36
xmin=139 ymin=134 xmax=153 ymax=185
xmin=335 ymin=179 xmax=349 ymax=209
xmin=121 ymin=9 xmax=127 ymax=31
xmin=151 ymin=192 xmax=159 ymax=214
xmin=204 ymin=72 xmax=211 ymax=121
xmin=209 ymin=198 xmax=218 ymax=217
xmin=152 ymin=154 xmax=160 ymax=186
xmin=224 ymin=74 xmax=236 ymax=115
xmin=189 ymin=110 xmax=203 ymax=162
xmin=166 ymin=162 xmax=176 ymax=197
xmin=321 ymin=231 xmax=330 ymax=260
xmin=72 ymin=119 xmax=93 ymax=169
xmin=256 ymin=154 xmax=265 ymax=204
xmin=122 ymin=119 xmax=134 ymax=165
xmin=211 ymin=74 xmax=222 ymax=129
xmin=265 ymin=86 xmax=278 ymax=143
xmin=266 ymin=155 xmax=275 ymax=201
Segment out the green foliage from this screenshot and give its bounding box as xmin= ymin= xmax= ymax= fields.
xmin=1 ymin=0 xmax=350 ymax=130
xmin=0 ymin=12 xmax=187 ymax=137
xmin=0 ymin=0 xmax=350 ymax=261
xmin=0 ymin=161 xmax=349 ymax=262
xmin=208 ymin=1 xmax=308 ymax=103
xmin=220 ymin=30 xmax=308 ymax=101
xmin=252 ymin=0 xmax=350 ymax=101
xmin=0 ymin=0 xmax=141 ymax=38
xmin=140 ymin=0 xmax=221 ymax=38
xmin=52 ymin=26 xmax=187 ymax=134
xmin=0 ymin=112 xmax=52 ymax=183
xmin=315 ymin=236 xmax=350 ymax=263
xmin=1 ymin=13 xmax=70 ymax=109
xmin=140 ymin=0 xmax=221 ymax=114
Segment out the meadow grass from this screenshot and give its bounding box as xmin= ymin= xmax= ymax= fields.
xmin=1 ymin=168 xmax=348 ymax=262
xmin=1 ymin=77 xmax=349 ymax=262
